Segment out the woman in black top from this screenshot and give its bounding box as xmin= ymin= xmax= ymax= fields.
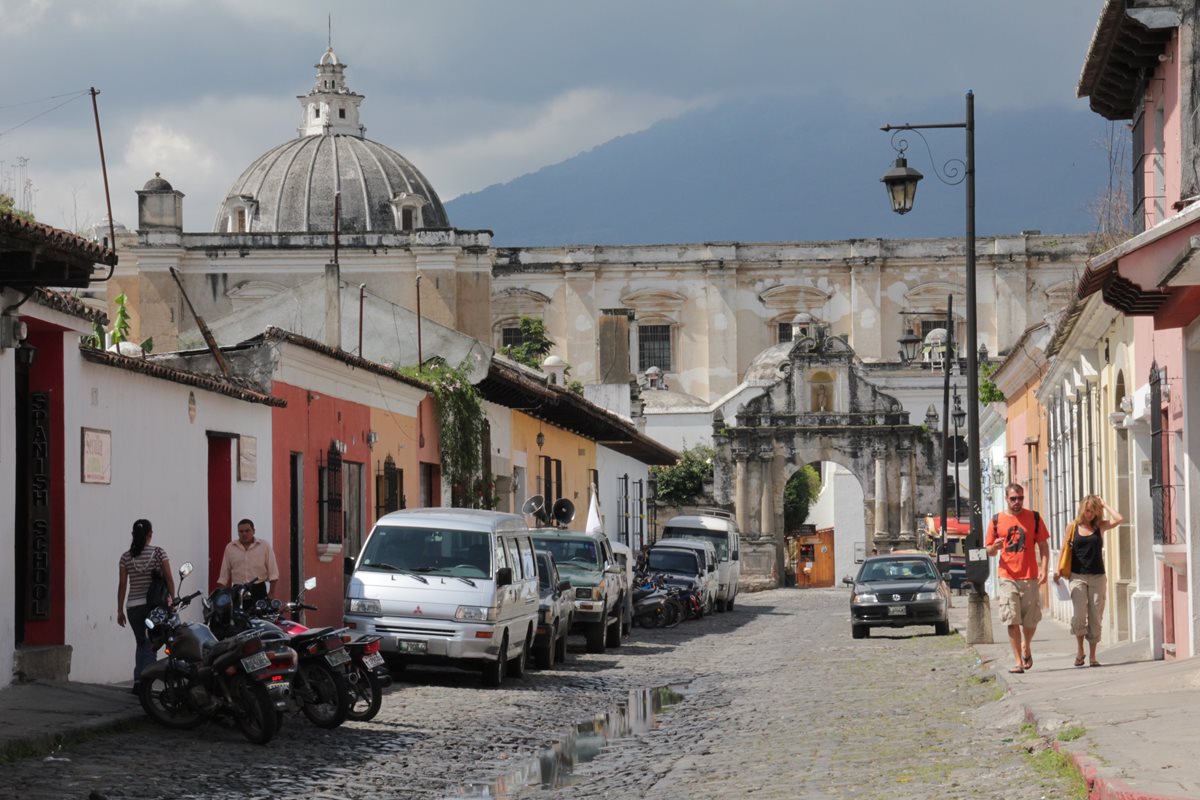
xmin=1055 ymin=495 xmax=1123 ymax=667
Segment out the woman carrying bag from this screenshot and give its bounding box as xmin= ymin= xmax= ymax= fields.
xmin=1052 ymin=495 xmax=1123 ymax=667
xmin=116 ymin=519 xmax=175 ymax=687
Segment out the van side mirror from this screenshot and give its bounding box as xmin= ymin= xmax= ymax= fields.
xmin=732 ymin=552 xmax=739 ymax=561
xmin=557 ymin=579 xmax=571 ymax=593
xmin=841 ymin=575 xmax=855 ymax=586
xmin=344 ymin=556 xmax=355 ymax=576
xmin=496 ymin=567 xmax=513 ymax=587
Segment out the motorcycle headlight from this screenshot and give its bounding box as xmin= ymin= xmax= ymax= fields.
xmin=852 ymin=593 xmax=878 ymax=604
xmin=346 ymin=598 xmax=381 ymax=615
xmin=455 ymin=605 xmax=496 ymax=622
xmin=915 ymin=591 xmax=939 ymax=601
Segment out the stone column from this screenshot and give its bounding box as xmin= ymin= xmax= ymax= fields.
xmin=874 ymin=450 xmax=888 ymax=547
xmin=759 ymin=451 xmax=774 ymax=538
xmin=899 ymin=445 xmax=913 ymax=543
xmin=734 ymin=453 xmax=749 ymax=534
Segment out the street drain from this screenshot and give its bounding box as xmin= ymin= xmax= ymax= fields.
xmin=448 ymin=684 xmax=687 ymax=798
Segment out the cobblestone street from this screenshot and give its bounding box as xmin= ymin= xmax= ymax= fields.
xmin=0 ymin=589 xmax=1075 ymax=800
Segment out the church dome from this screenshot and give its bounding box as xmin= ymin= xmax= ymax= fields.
xmin=213 ymin=47 xmax=448 ymax=234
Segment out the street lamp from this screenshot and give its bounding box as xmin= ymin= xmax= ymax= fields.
xmin=952 ymin=386 xmax=966 ymax=519
xmin=882 ymin=90 xmax=990 ymax=644
xmin=898 ymin=329 xmax=922 ymax=363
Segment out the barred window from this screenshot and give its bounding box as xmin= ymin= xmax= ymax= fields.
xmin=778 ymin=322 xmax=793 ymax=343
xmin=501 ymin=326 xmax=524 ymax=350
xmin=638 ymin=324 xmax=672 ymax=372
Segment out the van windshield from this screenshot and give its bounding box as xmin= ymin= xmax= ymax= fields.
xmin=648 ymin=549 xmax=701 ymax=575
xmin=360 ymin=526 xmax=492 ymax=579
xmin=663 ymin=527 xmax=729 ymax=559
xmin=531 ymin=537 xmax=600 ymax=572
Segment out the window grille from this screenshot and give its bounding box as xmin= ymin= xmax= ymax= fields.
xmin=631 ymin=478 xmax=644 ymax=550
xmin=501 ymin=326 xmax=524 ymax=350
xmin=638 ymin=324 xmax=672 ymax=372
xmin=1150 ymin=363 xmax=1166 ymax=545
xmin=778 ymin=322 xmax=793 ymax=343
xmin=375 ymin=455 xmax=404 ymax=518
xmin=617 ymin=474 xmax=630 ymax=546
xmin=318 ymin=443 xmax=343 ymax=545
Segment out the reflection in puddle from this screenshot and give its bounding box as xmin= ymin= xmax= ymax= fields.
xmin=448 ymin=685 xmax=686 ymax=798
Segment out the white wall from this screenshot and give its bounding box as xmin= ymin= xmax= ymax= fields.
xmin=595 ymin=447 xmax=652 ymax=550
xmin=63 ymin=343 xmax=273 ymax=684
xmin=643 ymin=411 xmax=713 ymax=452
xmin=0 ymin=346 xmax=14 ymax=688
xmin=802 ymin=462 xmax=864 ymax=581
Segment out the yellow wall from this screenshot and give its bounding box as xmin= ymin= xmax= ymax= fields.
xmin=369 ymin=404 xmax=424 ymax=522
xmin=511 ymin=413 xmax=596 ymax=530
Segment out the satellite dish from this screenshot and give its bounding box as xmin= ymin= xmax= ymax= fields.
xmin=552 ymin=498 xmax=576 ymax=527
xmin=522 ymin=495 xmax=550 ymax=527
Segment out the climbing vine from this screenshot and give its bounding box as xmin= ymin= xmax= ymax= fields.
xmin=398 ymin=360 xmax=485 ymax=508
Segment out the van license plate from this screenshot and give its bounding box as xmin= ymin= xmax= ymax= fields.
xmin=397 ymin=639 xmax=427 ymax=654
xmin=362 ymin=652 xmax=385 ymax=669
xmin=887 ymin=606 xmax=906 ymax=616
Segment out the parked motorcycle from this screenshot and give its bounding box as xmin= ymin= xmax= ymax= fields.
xmin=632 ymin=572 xmax=685 ymax=629
xmin=206 ymin=578 xmax=353 ymax=729
xmin=253 ymin=578 xmax=390 ymax=722
xmin=139 ymin=562 xmax=297 ymax=745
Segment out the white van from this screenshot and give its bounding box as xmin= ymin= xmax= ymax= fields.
xmin=344 ymin=508 xmax=539 ymax=687
xmin=662 ymin=510 xmax=741 ymax=611
xmin=650 ymin=538 xmax=719 ymax=615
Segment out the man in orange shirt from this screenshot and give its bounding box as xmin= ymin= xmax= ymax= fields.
xmin=985 ymin=484 xmax=1050 ymax=673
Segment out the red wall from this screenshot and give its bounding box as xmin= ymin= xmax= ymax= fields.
xmin=22 ymin=326 xmax=66 ymax=646
xmin=270 ymin=381 xmax=372 ymax=628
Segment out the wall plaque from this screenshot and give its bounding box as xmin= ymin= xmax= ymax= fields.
xmin=81 ymin=427 xmax=111 ymax=484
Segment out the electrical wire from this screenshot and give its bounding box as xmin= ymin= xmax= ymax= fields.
xmin=0 ymin=89 xmax=89 ymax=140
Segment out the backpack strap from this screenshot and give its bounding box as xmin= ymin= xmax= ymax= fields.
xmin=1033 ymin=511 xmax=1042 ymax=537
xmin=991 ymin=514 xmax=999 ymax=540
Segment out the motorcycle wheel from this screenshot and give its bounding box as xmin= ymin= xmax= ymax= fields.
xmin=233 ymin=679 xmax=278 ymax=745
xmin=345 ymin=663 xmax=383 ymax=722
xmin=298 ymin=660 xmax=350 ymax=729
xmin=663 ymin=598 xmax=684 ymax=628
xmin=138 ymin=673 xmax=204 ymax=730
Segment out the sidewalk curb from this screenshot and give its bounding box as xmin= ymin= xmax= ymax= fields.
xmin=0 ymin=712 xmax=144 ymax=763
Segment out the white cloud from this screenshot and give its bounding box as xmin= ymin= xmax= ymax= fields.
xmin=0 ymin=0 xmax=49 ymax=35
xmin=408 ymin=87 xmax=712 ymax=200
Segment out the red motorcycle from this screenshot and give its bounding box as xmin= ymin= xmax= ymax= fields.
xmin=258 ymin=578 xmax=391 ymax=722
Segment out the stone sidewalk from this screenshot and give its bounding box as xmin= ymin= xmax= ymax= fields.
xmin=956 ymin=597 xmax=1200 ymax=800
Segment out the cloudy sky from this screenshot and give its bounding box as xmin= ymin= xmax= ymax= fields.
xmin=0 ymin=0 xmax=1106 ymax=234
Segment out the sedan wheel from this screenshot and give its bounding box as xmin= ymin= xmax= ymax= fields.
xmin=852 ymin=624 xmax=869 ymax=640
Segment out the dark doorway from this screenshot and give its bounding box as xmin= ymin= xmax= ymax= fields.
xmin=12 ymin=352 xmax=32 ymax=645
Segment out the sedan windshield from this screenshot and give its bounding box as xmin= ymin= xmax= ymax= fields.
xmin=858 ymin=559 xmax=938 ymax=582
xmin=359 ymin=526 xmax=492 ymax=578
xmin=648 ymin=549 xmax=701 ymax=575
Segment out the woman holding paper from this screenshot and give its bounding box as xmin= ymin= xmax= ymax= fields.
xmin=1053 ymin=495 xmax=1123 ymax=667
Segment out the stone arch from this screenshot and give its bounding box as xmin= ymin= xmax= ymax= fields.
xmin=712 ymin=334 xmax=939 ymax=587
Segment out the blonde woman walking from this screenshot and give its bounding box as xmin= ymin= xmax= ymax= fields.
xmin=1052 ymin=495 xmax=1123 ymax=667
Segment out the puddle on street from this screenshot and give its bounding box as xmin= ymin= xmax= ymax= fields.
xmin=446 ymin=684 xmax=687 ymax=799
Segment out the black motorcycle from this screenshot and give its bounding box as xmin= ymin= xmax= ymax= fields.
xmin=139 ymin=562 xmax=297 ymax=745
xmin=207 ymin=578 xmax=353 ymax=730
xmin=251 ymin=577 xmax=390 ymax=722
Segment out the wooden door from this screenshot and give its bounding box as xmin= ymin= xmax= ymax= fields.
xmin=809 ymin=529 xmax=835 ymax=588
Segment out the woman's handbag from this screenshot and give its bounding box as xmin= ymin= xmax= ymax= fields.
xmin=146 ymin=548 xmax=169 ymax=608
xmin=1057 ymin=523 xmax=1077 ymax=580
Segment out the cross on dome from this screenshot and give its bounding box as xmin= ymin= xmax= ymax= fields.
xmin=298 ymin=46 xmax=365 ymax=137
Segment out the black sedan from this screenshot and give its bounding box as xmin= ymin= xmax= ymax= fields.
xmin=843 ymin=553 xmax=951 ymax=638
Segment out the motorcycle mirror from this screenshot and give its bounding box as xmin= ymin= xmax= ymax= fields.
xmin=304 ymin=577 xmax=317 ymax=591
xmin=179 ymin=562 xmax=193 ymax=579
xmin=144 ymin=618 xmax=155 ymax=630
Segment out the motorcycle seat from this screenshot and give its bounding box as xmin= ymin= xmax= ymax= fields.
xmin=289 ymin=627 xmax=336 ymax=648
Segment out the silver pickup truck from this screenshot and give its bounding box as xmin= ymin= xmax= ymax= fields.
xmin=530 ymin=529 xmax=627 ymax=653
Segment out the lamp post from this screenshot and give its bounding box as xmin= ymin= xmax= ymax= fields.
xmin=952 ymin=386 xmax=966 ymax=520
xmin=882 ymin=90 xmax=990 ymax=644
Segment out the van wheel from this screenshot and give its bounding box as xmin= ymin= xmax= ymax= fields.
xmin=605 ymin=611 xmax=621 ymax=648
xmin=482 ymin=634 xmax=507 ymax=687
xmin=555 ymin=625 xmax=570 ymax=664
xmin=585 ymin=620 xmax=606 ymax=653
xmin=508 ymin=632 xmax=529 ymax=679
xmin=726 ymin=595 xmax=735 ymax=611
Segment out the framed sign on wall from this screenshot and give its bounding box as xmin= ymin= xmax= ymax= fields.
xmin=81 ymin=427 xmax=112 ymax=484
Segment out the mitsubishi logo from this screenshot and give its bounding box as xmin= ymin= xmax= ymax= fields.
xmin=413 ymin=606 xmax=423 ymax=615
xmin=892 ymin=594 xmax=901 ymax=601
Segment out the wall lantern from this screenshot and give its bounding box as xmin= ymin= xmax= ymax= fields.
xmin=898 ymin=330 xmax=922 ymax=363
xmin=536 ymin=431 xmax=545 ymax=450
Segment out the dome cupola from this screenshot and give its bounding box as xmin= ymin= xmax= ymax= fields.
xmin=213 ymin=47 xmax=449 ymax=234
